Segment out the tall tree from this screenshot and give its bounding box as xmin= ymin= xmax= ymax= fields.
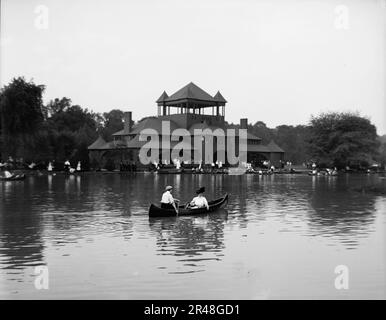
xmin=307 ymin=112 xmax=379 ymax=168
xmin=45 ymin=97 xmax=71 ymax=117
xmin=46 ymin=98 xmax=99 ymax=168
xmin=377 ymin=135 xmax=386 ymax=168
xmin=250 ymin=121 xmax=273 ymax=144
xmin=0 ymin=77 xmax=45 ymax=159
xmin=274 ymin=125 xmax=310 ymax=164
xmin=101 ymin=109 xmax=124 ymax=141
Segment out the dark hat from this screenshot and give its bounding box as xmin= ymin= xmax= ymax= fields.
xmin=196 ymin=186 xmax=205 ymax=194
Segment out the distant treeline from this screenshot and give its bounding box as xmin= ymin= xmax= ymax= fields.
xmin=0 ymin=77 xmax=127 ymax=170
xmin=228 ymin=117 xmax=385 ymax=169
xmin=0 ymin=77 xmax=385 ymax=170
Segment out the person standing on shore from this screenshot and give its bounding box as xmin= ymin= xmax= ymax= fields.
xmin=64 ymin=160 xmax=71 ymax=172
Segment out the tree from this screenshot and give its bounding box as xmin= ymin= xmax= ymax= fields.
xmin=0 ymin=77 xmax=45 ymax=159
xmin=274 ymin=125 xmax=310 ymax=164
xmin=377 ymin=135 xmax=386 ymax=168
xmin=307 ymin=112 xmax=379 ymax=168
xmin=46 ymin=98 xmax=99 ymax=168
xmin=45 ymin=97 xmax=71 ymax=117
xmin=250 ymin=121 xmax=273 ymax=144
xmin=101 ymin=109 xmax=124 ymax=141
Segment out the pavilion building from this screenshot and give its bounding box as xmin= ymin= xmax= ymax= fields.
xmin=88 ymin=82 xmax=284 ymax=169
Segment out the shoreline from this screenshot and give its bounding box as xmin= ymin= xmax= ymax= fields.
xmin=3 ymin=169 xmax=385 ymax=177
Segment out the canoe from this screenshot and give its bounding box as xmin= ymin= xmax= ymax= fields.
xmin=149 ymin=194 xmax=229 ymax=218
xmin=0 ymin=174 xmax=26 ymax=181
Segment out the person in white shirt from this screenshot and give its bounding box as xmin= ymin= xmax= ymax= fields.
xmin=176 ymin=159 xmax=181 ymax=170
xmin=64 ymin=160 xmax=71 ymax=172
xmin=4 ymin=170 xmax=13 ymax=179
xmin=28 ymin=162 xmax=36 ymax=169
xmin=160 ymin=185 xmax=179 ymax=213
xmin=189 ymin=187 xmax=209 ymax=210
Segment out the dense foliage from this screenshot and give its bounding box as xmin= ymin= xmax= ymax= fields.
xmin=378 ymin=135 xmax=386 ymax=167
xmin=227 ymin=121 xmax=312 ymax=164
xmin=0 ymin=78 xmax=119 ymax=169
xmin=0 ymin=77 xmax=45 ymax=157
xmin=229 ymin=112 xmax=384 ymax=168
xmin=307 ymin=112 xmax=380 ymax=168
xmin=101 ymin=109 xmax=124 ymax=141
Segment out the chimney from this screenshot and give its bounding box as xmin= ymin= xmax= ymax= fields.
xmin=240 ymin=118 xmax=248 ymax=129
xmin=124 ymin=111 xmax=132 ymax=133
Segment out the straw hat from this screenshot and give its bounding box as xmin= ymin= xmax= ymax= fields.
xmin=165 ymin=185 xmax=173 ymax=191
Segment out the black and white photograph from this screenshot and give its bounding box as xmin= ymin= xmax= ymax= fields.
xmin=0 ymin=0 xmax=385 ymax=307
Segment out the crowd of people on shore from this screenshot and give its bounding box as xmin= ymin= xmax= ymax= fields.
xmin=1 ymin=155 xmax=383 ymax=176
xmin=151 ymin=159 xmax=227 ymax=173
xmin=0 ymin=157 xmax=83 ymax=174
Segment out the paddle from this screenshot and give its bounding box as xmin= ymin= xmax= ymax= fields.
xmin=174 ymin=199 xmax=180 ymax=216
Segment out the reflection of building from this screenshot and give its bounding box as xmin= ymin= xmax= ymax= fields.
xmin=88 ymin=82 xmax=284 ymax=169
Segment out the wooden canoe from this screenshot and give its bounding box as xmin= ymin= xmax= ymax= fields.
xmin=149 ymin=194 xmax=229 ymax=218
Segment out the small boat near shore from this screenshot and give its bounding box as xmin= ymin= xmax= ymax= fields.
xmin=149 ymin=194 xmax=229 ymax=217
xmin=0 ymin=174 xmax=26 ymax=181
xmin=156 ymin=168 xmax=183 ymax=174
xmin=308 ymin=170 xmax=338 ymax=176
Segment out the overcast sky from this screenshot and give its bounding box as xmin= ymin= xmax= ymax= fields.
xmin=1 ymin=0 xmax=385 ymax=134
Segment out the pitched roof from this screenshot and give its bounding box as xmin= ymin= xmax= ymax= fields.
xmin=247 ymin=144 xmax=271 ymax=153
xmin=156 ymin=91 xmax=169 ymax=103
xmin=88 ymin=137 xmax=129 ymax=150
xmin=188 ymin=124 xmax=261 ymax=141
xmin=125 ymin=134 xmax=198 ymax=150
xmin=130 ymin=117 xmax=180 ymax=135
xmin=88 ymin=136 xmax=107 ymax=150
xmin=166 ymin=82 xmax=216 ymax=103
xmin=213 ymin=91 xmax=227 ymax=103
xmin=112 ymin=129 xmax=126 ymax=136
xmin=267 ymin=140 xmax=285 ymax=153
xmin=113 ymin=117 xmax=180 ymax=136
xmin=226 ymin=127 xmax=261 ymax=140
xmin=247 ymin=132 xmax=261 ymax=140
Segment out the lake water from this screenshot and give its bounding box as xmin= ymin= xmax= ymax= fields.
xmin=0 ymin=173 xmax=385 ymax=299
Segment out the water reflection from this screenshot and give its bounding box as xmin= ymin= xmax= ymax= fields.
xmin=0 ymin=174 xmax=137 ymax=272
xmin=0 ymin=181 xmax=45 ymax=270
xmin=149 ymin=210 xmax=228 ymax=273
xmin=0 ymin=173 xmax=385 ymax=298
xmin=307 ymin=181 xmax=377 ymax=247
